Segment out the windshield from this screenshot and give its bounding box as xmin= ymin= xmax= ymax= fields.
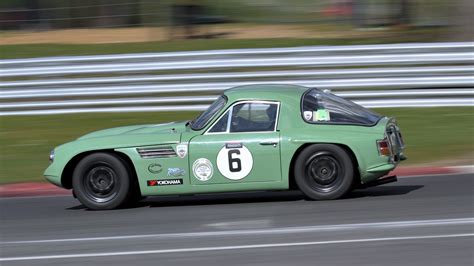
xmin=190 ymin=95 xmax=227 ymax=130
xmin=301 ymin=88 xmax=382 ymax=126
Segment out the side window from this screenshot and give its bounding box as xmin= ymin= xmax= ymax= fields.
xmin=230 ymin=102 xmax=278 ymax=133
xmin=208 ymin=111 xmax=229 ymax=133
xmin=301 ymin=88 xmax=382 ymax=125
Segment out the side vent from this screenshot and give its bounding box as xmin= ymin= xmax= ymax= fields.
xmin=137 ymin=146 xmax=176 ymax=159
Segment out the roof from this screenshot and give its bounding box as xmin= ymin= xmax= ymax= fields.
xmin=223 ymin=84 xmax=309 ymax=101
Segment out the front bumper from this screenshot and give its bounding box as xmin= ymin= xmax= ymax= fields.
xmin=44 ymin=162 xmax=63 ymax=188
xmin=44 ymin=175 xmax=62 ymax=187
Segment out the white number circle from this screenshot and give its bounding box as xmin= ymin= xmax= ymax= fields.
xmin=217 ymin=145 xmax=253 ymax=180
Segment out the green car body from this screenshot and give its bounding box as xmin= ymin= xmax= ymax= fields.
xmin=44 ymin=84 xmax=405 ymax=208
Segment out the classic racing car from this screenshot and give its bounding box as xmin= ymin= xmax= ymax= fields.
xmin=44 ymin=85 xmax=405 ymax=209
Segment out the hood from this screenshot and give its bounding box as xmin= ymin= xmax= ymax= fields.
xmin=78 ymin=121 xmax=188 ymax=140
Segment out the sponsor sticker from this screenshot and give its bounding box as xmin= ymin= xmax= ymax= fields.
xmin=193 ymin=158 xmax=214 ymax=181
xmin=176 ymin=144 xmax=188 ymax=158
xmin=147 ymin=163 xmax=162 ymax=174
xmin=313 ymin=109 xmax=330 ymax=121
xmin=217 ymin=143 xmax=253 ymax=180
xmin=167 ymin=168 xmax=185 ymax=177
xmin=303 ymin=111 xmax=313 ymax=121
xmin=147 ymin=179 xmax=183 ymax=186
xmin=225 ymin=142 xmax=243 ymax=149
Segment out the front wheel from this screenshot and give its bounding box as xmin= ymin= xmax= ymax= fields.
xmin=72 ymin=153 xmax=134 ymax=210
xmin=294 ymin=144 xmax=354 ymax=200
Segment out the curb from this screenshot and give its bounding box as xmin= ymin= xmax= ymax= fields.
xmin=1 ymin=165 xmax=472 ymax=198
xmin=391 ymin=165 xmax=473 ymax=177
xmin=0 ymin=182 xmax=70 ymax=198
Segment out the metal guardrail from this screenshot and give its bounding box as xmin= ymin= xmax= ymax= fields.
xmin=1 ymin=66 xmax=470 ymax=88
xmin=2 ymin=89 xmax=472 ymax=109
xmin=2 ymin=52 xmax=472 ymax=77
xmin=3 ymin=77 xmax=474 ymax=99
xmin=1 ymin=42 xmax=473 ymax=115
xmin=1 ymin=99 xmax=472 ymax=116
xmin=2 ymin=42 xmax=473 ymax=65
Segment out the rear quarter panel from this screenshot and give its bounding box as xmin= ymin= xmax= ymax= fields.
xmin=277 ymin=95 xmax=390 ymax=184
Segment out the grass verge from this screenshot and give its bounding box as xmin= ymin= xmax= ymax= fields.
xmin=0 ymin=32 xmax=440 ymax=59
xmin=0 ymin=107 xmax=472 ymax=184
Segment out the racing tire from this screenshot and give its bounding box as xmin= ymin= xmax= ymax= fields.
xmin=294 ymin=144 xmax=354 ymax=200
xmin=72 ymin=152 xmax=134 ymax=210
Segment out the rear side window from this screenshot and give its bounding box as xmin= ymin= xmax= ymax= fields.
xmin=301 ymin=89 xmax=382 ymax=126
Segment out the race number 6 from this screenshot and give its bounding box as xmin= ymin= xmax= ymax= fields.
xmin=228 ymin=149 xmax=242 ymax=172
xmin=217 ymin=145 xmax=253 ymax=180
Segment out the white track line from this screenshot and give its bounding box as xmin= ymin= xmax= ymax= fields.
xmin=2 ymin=217 xmax=473 ymax=245
xmin=1 ymin=233 xmax=473 ymax=262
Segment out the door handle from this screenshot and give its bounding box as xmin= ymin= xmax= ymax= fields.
xmin=259 ymin=141 xmax=278 ymax=147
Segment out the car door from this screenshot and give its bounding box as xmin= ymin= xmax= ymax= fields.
xmin=188 ymin=101 xmax=282 ymax=185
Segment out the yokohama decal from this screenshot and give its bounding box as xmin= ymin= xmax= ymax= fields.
xmin=147 ymin=179 xmax=183 ymax=186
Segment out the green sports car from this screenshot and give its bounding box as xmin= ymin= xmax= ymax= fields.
xmin=44 ymin=85 xmax=406 ymax=210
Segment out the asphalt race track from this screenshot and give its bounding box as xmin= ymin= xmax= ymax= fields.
xmin=1 ymin=173 xmax=473 ymax=266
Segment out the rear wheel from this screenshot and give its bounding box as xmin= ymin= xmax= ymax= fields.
xmin=294 ymin=144 xmax=354 ymax=200
xmin=72 ymin=153 xmax=134 ymax=210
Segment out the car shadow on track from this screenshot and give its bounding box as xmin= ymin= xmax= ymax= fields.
xmin=66 ymin=191 xmax=304 ymax=210
xmin=141 ymin=191 xmax=305 ymax=208
xmin=67 ymin=185 xmax=423 ymax=210
xmin=348 ymin=185 xmax=424 ymax=199
xmin=141 ymin=185 xmax=424 ymax=208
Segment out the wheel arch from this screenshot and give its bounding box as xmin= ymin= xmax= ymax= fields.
xmin=60 ymin=150 xmax=139 ymax=190
xmin=288 ymin=142 xmax=360 ymax=189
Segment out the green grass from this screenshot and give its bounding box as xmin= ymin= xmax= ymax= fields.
xmin=0 ymin=33 xmax=440 ymax=59
xmin=0 ymin=39 xmax=341 ymax=59
xmin=0 ymin=112 xmax=197 ymax=184
xmin=377 ymin=107 xmax=474 ymax=165
xmin=1 ymin=107 xmax=473 ymax=184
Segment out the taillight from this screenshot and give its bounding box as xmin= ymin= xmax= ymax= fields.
xmin=377 ymin=138 xmax=391 ymax=156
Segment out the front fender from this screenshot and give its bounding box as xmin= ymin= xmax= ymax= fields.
xmin=43 ymin=133 xmax=180 ymax=187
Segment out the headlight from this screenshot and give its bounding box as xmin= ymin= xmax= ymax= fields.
xmin=49 ymin=149 xmax=55 ymax=162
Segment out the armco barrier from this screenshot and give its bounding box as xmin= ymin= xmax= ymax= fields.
xmin=1 ymin=42 xmax=473 ymax=115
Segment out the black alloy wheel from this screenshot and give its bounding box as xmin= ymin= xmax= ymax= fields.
xmin=72 ymin=153 xmax=134 ymax=210
xmin=294 ymin=144 xmax=354 ymax=200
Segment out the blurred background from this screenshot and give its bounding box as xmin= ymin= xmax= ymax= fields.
xmin=1 ymin=0 xmax=473 ymax=46
xmin=0 ymin=0 xmax=473 ymax=184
